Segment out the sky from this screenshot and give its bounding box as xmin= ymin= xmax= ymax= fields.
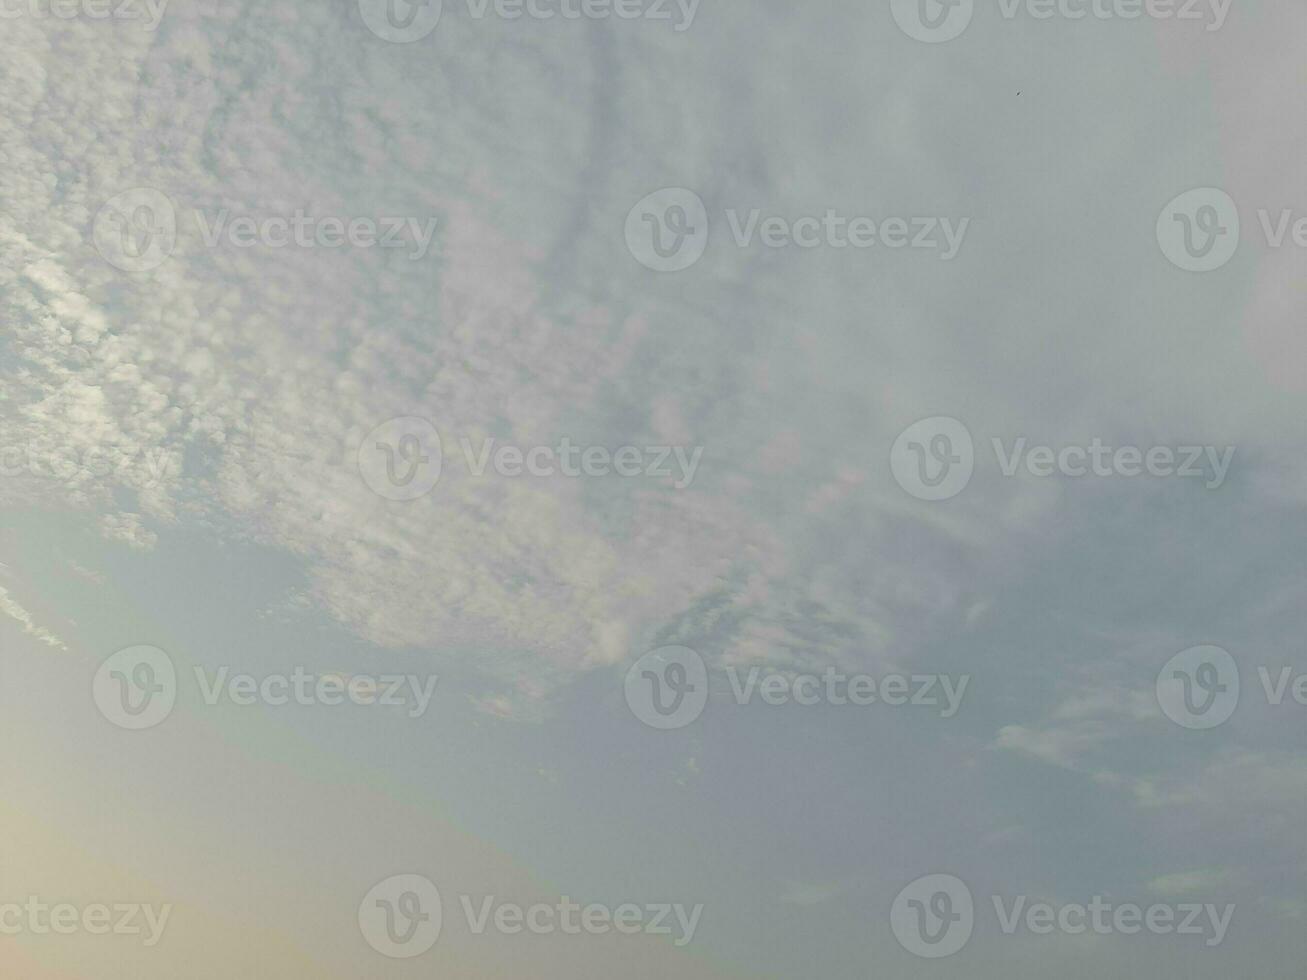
xmin=2 ymin=0 xmax=1306 ymax=976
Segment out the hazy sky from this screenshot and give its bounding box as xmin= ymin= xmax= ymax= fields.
xmin=2 ymin=1 xmax=1306 ymax=977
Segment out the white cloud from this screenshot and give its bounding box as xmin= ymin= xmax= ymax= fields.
xmin=0 ymin=584 xmax=66 ymax=650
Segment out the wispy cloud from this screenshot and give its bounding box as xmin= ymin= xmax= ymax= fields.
xmin=0 ymin=584 xmax=66 ymax=650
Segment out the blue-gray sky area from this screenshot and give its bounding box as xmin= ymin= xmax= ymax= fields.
xmin=2 ymin=1 xmax=1306 ymax=977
